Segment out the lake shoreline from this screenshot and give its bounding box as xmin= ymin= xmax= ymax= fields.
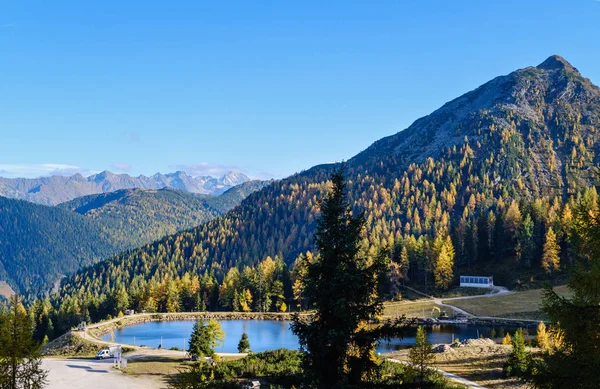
xmin=88 ymin=312 xmax=296 ymax=338
xmin=88 ymin=311 xmax=539 ymax=340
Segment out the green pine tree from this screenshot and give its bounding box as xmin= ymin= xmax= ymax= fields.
xmin=504 ymin=328 xmax=529 ymax=377
xmin=237 ymin=333 xmax=250 ymax=353
xmin=291 ymin=167 xmax=410 ymax=388
xmin=409 ymin=326 xmax=435 ymax=385
xmin=188 ymin=319 xmax=225 ymax=358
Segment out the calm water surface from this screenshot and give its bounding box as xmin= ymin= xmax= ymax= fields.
xmin=101 ymin=320 xmax=530 ymax=353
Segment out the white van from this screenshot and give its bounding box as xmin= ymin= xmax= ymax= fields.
xmin=95 ymin=349 xmax=114 ymax=360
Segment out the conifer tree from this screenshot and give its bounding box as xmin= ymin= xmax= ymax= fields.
xmin=409 ymin=326 xmax=434 ymax=385
xmin=434 ymin=235 xmax=455 ymax=289
xmin=504 ymin=329 xmax=529 ymax=377
xmin=188 ymin=319 xmax=225 ymax=358
xmin=517 ymin=214 xmax=535 ymax=268
xmin=532 ymin=196 xmax=600 ymax=388
xmin=240 ymin=289 xmax=252 ymax=313
xmin=399 ymin=246 xmax=410 ymax=281
xmin=291 ymin=167 xmax=409 ymax=388
xmin=536 ymin=322 xmax=550 ymax=352
xmin=237 ymin=333 xmax=250 ymax=353
xmin=541 ymin=228 xmax=560 ymax=274
xmin=0 ymin=295 xmax=48 ymax=389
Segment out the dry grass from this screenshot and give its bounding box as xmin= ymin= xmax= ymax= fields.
xmin=386 ymin=344 xmax=529 ymax=389
xmin=383 ymin=301 xmax=457 ymax=319
xmin=0 ymin=281 xmax=15 ymax=299
xmin=444 ymin=285 xmax=571 ymax=320
xmin=122 ymin=355 xmax=243 ymax=378
xmin=123 ymin=357 xmax=185 ymax=377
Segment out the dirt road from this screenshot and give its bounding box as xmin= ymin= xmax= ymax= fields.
xmin=401 ymin=285 xmax=515 ymax=318
xmin=43 ymin=358 xmax=165 ymax=389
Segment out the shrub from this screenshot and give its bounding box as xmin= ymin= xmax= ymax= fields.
xmin=237 ymin=333 xmax=250 ymax=353
xmin=504 ymin=328 xmax=530 ymax=378
xmin=169 ymin=349 xmax=303 ymax=389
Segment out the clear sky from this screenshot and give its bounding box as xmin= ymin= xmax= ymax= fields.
xmin=1 ymin=0 xmax=599 ymax=179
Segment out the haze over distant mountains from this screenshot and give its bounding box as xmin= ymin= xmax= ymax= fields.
xmin=0 ymin=170 xmax=252 ymax=205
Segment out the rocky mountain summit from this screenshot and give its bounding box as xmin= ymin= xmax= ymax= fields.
xmin=52 ymin=55 xmax=600 ymax=306
xmin=353 ymin=55 xmax=600 ymax=197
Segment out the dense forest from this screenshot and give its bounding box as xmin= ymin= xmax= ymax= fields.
xmin=0 ymin=181 xmax=266 ymax=296
xmin=57 ymin=181 xmax=268 ymax=248
xmin=33 ymin=55 xmax=600 ymax=340
xmin=0 ymin=196 xmax=119 ymax=296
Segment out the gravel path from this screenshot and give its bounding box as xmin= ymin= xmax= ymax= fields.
xmin=43 ymin=358 xmax=165 ymax=389
xmin=401 ymin=285 xmax=514 ymax=318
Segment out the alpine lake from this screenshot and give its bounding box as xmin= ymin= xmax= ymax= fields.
xmin=101 ymin=319 xmax=532 ymax=353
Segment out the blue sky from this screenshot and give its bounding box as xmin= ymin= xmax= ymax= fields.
xmin=1 ymin=0 xmax=599 ymax=179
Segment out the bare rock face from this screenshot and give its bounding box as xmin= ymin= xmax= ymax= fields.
xmin=352 ymin=55 xmax=600 ymax=199
xmin=433 ymin=344 xmax=455 ymax=353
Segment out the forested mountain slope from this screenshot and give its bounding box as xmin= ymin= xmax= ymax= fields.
xmin=46 ymin=56 xmax=600 ymax=328
xmin=0 ymin=196 xmax=120 ymax=295
xmin=57 ymin=181 xmax=268 ymax=248
xmin=1 ymin=181 xmax=267 ymax=297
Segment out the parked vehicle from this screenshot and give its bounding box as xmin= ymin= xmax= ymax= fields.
xmin=95 ymin=349 xmax=114 ymax=360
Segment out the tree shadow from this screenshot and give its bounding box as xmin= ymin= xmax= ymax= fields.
xmin=66 ymin=364 xmax=109 ymax=373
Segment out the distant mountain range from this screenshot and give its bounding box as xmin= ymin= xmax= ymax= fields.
xmin=0 ymin=180 xmax=268 ymax=296
xmin=0 ymin=170 xmax=252 ymax=205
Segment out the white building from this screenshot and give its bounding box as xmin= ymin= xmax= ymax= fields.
xmin=460 ymin=275 xmax=494 ymax=288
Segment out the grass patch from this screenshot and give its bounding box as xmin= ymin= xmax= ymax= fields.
xmin=433 ymin=287 xmax=496 ymax=298
xmin=124 ymin=359 xmax=186 ymax=377
xmin=386 ymin=344 xmax=530 ymax=389
xmin=444 ymin=285 xmax=571 ymax=320
xmin=383 ymin=301 xmax=457 ymax=319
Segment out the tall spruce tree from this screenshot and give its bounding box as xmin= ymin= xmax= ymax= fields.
xmin=291 ymin=167 xmax=409 ymax=388
xmin=0 ymin=295 xmax=48 ymax=389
